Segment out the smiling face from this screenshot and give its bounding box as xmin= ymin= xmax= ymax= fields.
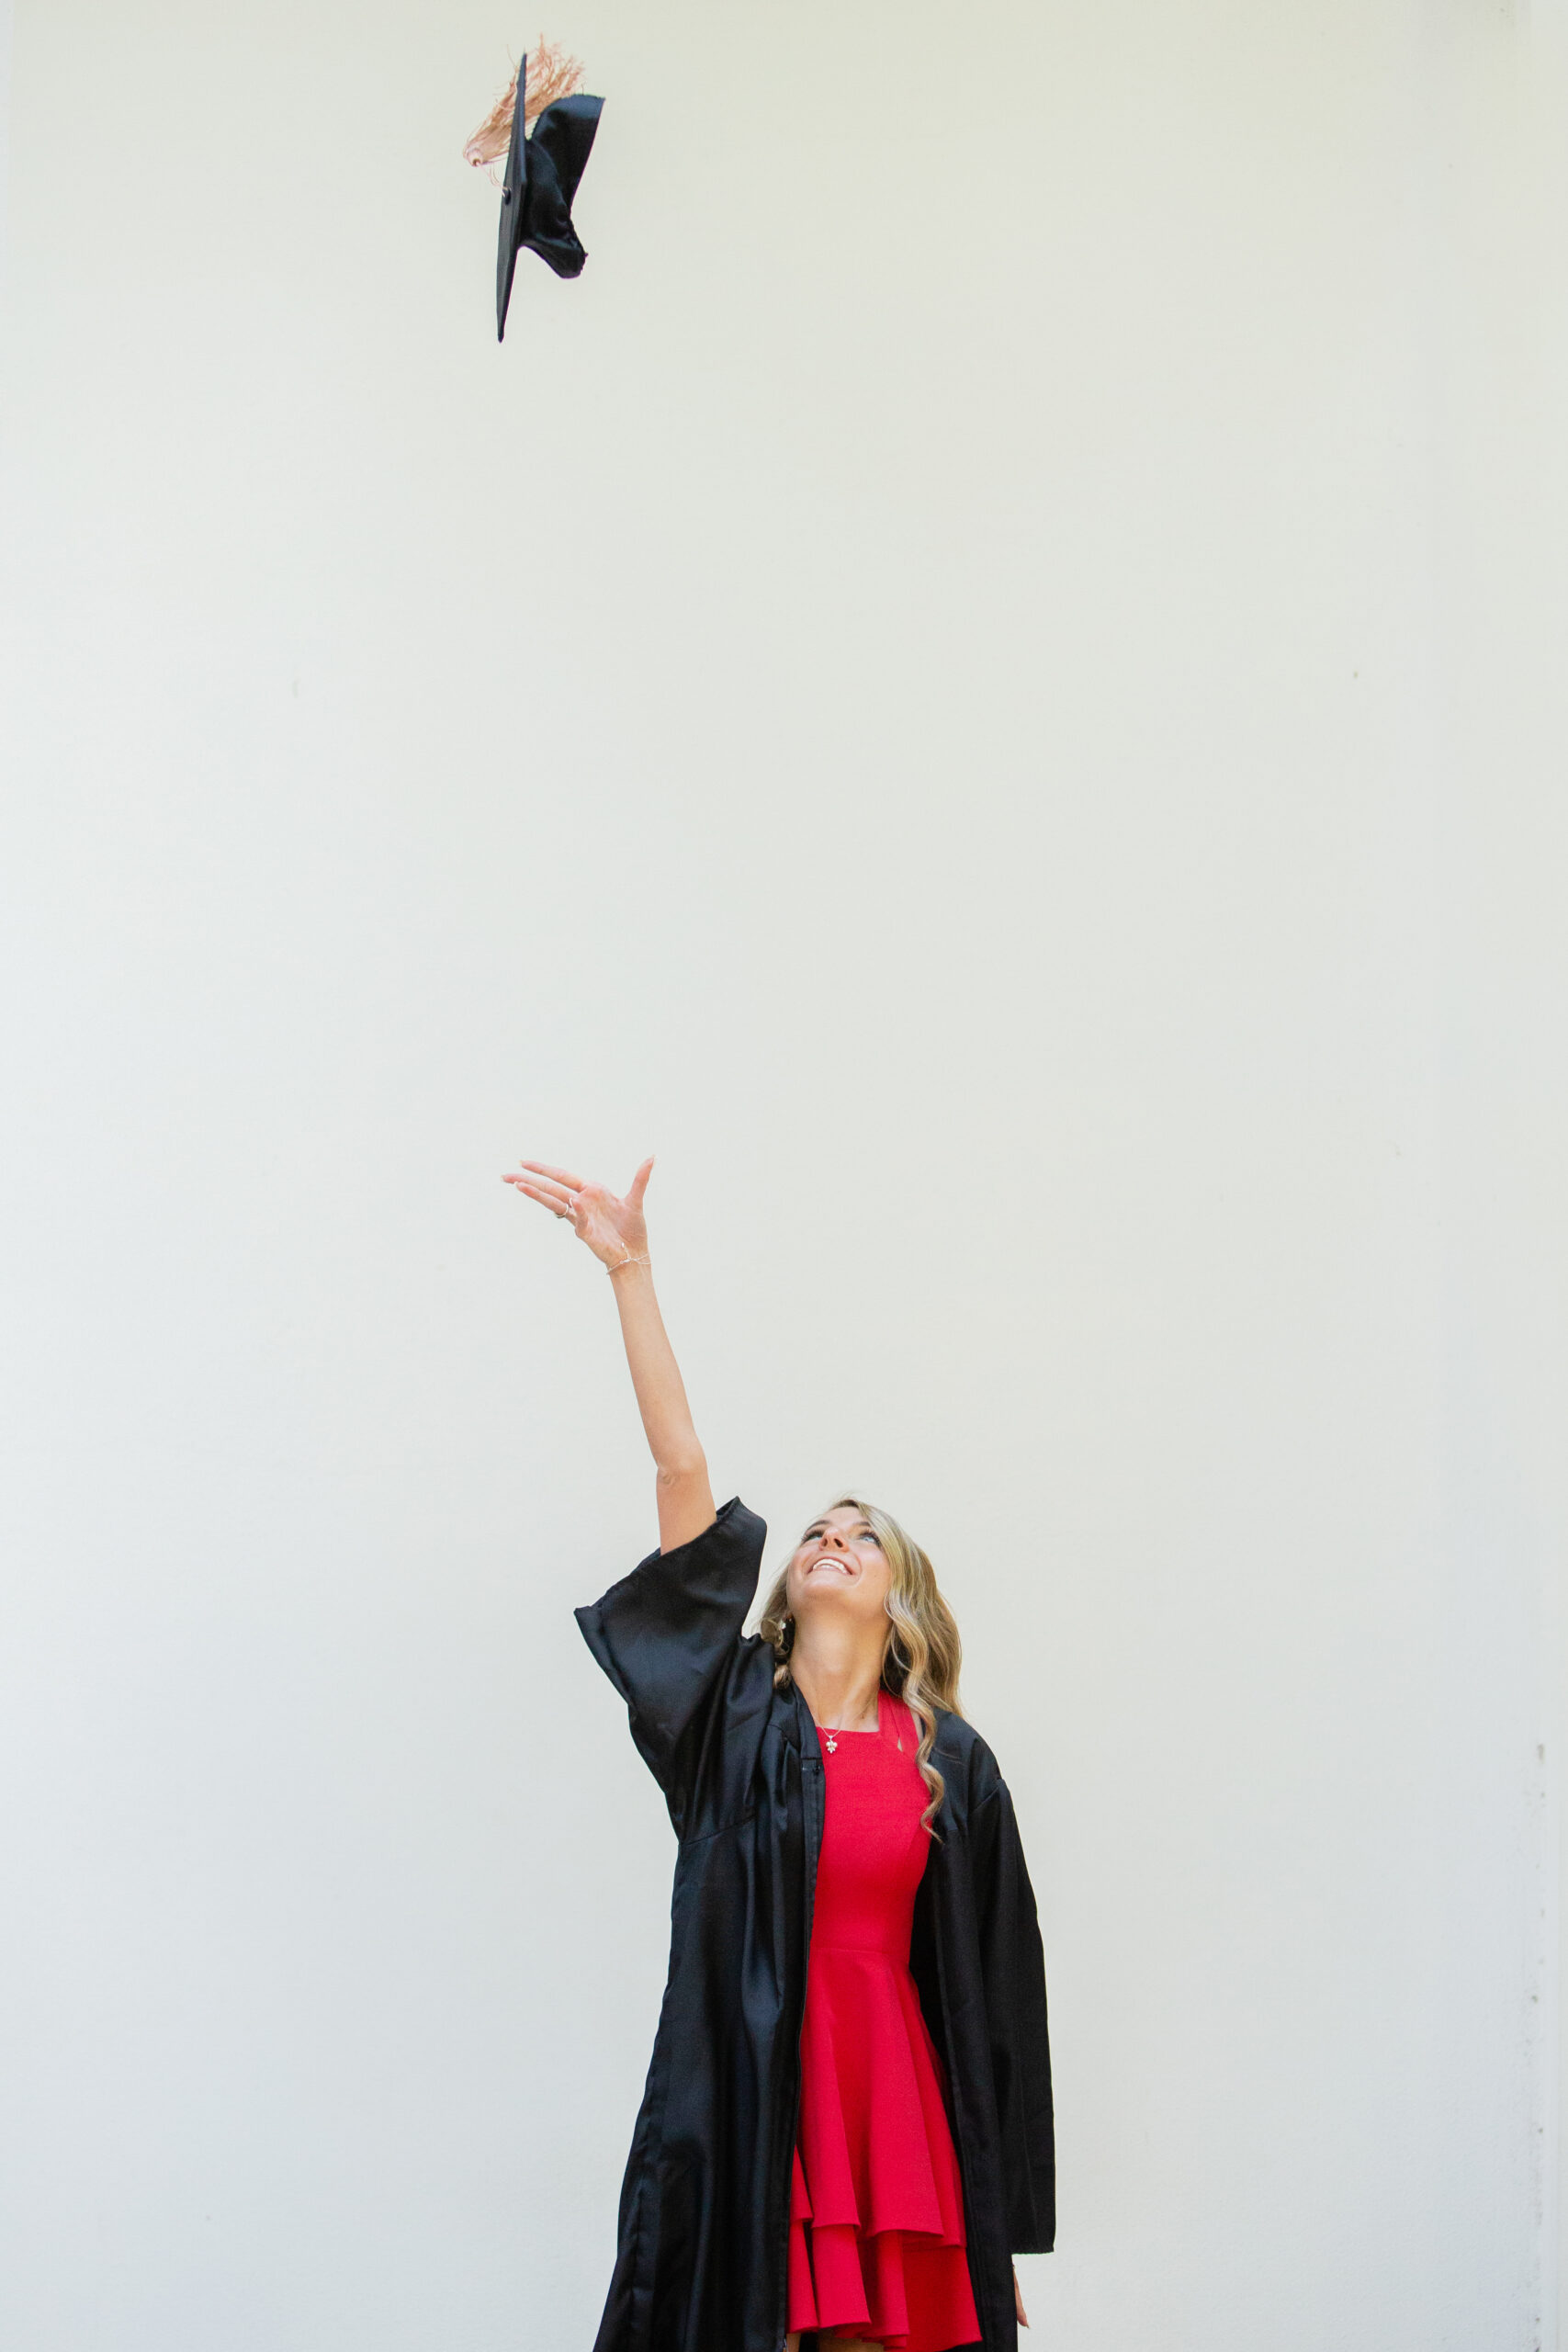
xmin=784 ymin=1504 xmax=895 ymax=1632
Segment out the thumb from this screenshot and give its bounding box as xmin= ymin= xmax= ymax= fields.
xmin=627 ymin=1155 xmax=655 ymax=1209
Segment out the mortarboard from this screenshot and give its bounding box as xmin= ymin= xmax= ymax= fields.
xmin=496 ymin=52 xmax=604 ymax=340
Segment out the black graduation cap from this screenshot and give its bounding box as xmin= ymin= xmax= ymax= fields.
xmin=496 ymin=54 xmax=604 ymax=341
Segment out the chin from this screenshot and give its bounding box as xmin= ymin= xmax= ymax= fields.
xmin=803 ymin=1592 xmax=879 ymax=1624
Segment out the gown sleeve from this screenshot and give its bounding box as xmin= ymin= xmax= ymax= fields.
xmin=970 ymin=1774 xmax=1056 ymax=2255
xmin=574 ymin=1497 xmax=768 ymax=1799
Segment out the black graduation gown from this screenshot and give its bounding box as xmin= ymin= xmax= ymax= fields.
xmin=575 ymin=1498 xmax=1055 ymax=2352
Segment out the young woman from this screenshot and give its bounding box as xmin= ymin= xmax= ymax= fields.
xmin=505 ymin=1153 xmax=1055 ymax=2352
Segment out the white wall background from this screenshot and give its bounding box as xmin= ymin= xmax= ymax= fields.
xmin=4 ymin=4 xmax=1567 ymax=2348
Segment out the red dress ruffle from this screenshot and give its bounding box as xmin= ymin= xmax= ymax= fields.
xmin=786 ymin=1692 xmax=981 ymax=2352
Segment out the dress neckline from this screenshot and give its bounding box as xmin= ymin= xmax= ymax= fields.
xmin=816 ymin=1689 xmax=890 ymax=1741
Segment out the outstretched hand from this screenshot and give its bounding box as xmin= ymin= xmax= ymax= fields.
xmin=503 ymin=1155 xmax=654 ymax=1271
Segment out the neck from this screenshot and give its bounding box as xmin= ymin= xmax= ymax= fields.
xmin=789 ymin=1615 xmax=888 ymax=1732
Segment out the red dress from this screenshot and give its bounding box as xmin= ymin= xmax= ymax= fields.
xmin=786 ymin=1691 xmax=982 ymax=2352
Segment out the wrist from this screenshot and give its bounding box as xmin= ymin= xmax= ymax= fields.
xmin=605 ymin=1251 xmax=651 ymax=1280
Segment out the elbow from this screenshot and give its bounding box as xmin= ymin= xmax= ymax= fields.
xmin=656 ymin=1450 xmax=708 ymax=1489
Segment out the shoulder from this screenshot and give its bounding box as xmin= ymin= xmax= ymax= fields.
xmin=930 ymin=1709 xmax=1010 ymax=1808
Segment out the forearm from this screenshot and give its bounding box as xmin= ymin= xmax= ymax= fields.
xmin=504 ymin=1153 xmax=716 ymax=1552
xmin=608 ymin=1260 xmax=715 ymax=1547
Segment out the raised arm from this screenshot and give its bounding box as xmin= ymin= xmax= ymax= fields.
xmin=503 ymin=1154 xmax=717 ymax=1554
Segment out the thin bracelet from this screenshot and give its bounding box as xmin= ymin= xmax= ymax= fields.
xmin=606 ymin=1253 xmax=651 ymax=1276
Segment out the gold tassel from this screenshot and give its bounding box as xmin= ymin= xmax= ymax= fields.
xmin=463 ymin=37 xmax=586 ymax=175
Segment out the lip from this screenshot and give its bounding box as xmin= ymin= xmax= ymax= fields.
xmin=803 ymin=1551 xmax=856 ymax=1576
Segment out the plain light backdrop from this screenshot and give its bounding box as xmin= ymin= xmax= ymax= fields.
xmin=4 ymin=3 xmax=1567 ymax=2348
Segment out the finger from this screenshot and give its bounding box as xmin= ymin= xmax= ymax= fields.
xmin=510 ymin=1182 xmax=563 ymax=1215
xmin=627 ymin=1155 xmax=655 ymax=1208
xmin=514 ymin=1182 xmax=573 ymax=1220
xmin=515 ymin=1165 xmax=577 ymax=1197
xmin=517 ymin=1158 xmax=586 ymax=1190
xmin=517 ymin=1170 xmax=578 ymax=1209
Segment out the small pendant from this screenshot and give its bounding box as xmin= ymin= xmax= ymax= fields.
xmin=825 ymin=1731 xmax=838 ymax=1754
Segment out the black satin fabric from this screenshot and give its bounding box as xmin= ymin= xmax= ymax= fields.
xmin=496 ymin=80 xmax=604 ymax=338
xmin=575 ymin=1498 xmax=1055 ymax=2352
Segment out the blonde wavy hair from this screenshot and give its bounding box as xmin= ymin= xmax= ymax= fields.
xmin=758 ymin=1498 xmax=963 ymax=1832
